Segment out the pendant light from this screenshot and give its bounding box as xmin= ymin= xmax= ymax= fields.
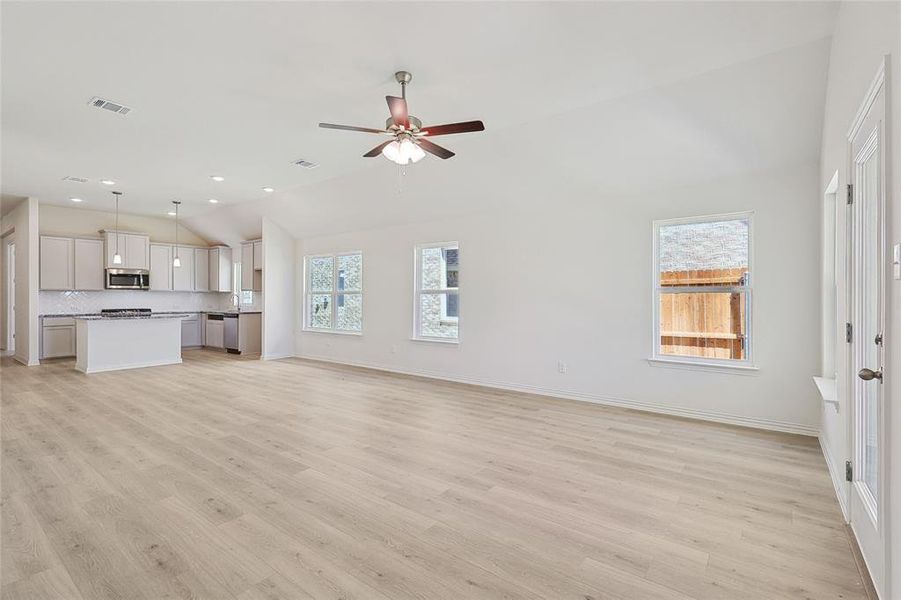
xmin=111 ymin=191 xmax=123 ymax=265
xmin=172 ymin=200 xmax=182 ymax=268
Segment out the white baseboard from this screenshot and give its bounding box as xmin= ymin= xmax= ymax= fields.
xmin=76 ymin=358 xmax=182 ymax=374
xmin=13 ymin=353 xmax=38 ymax=366
xmin=819 ymin=434 xmax=849 ymax=521
xmin=295 ymin=354 xmax=818 ymax=436
xmin=263 ymin=352 xmax=295 ymax=361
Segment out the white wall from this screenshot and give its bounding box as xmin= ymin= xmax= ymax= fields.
xmin=296 ymin=165 xmax=821 ymax=434
xmin=0 ymin=198 xmax=40 ymax=365
xmin=817 ymin=3 xmax=900 ymax=596
xmin=39 ymin=204 xmax=209 ymax=245
xmin=262 ymin=217 xmax=295 ymax=360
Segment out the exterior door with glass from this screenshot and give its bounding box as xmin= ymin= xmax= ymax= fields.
xmin=847 ymin=63 xmax=887 ymax=596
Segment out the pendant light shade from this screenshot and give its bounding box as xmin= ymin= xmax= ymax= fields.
xmin=172 ymin=200 xmax=182 ymax=268
xmin=111 ymin=191 xmax=123 ymax=265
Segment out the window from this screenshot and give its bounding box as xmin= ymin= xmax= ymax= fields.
xmin=233 ymin=263 xmax=253 ymax=305
xmin=415 ymin=242 xmax=459 ymax=341
xmin=653 ymin=213 xmax=752 ymax=366
xmin=304 ymin=252 xmax=362 ymax=333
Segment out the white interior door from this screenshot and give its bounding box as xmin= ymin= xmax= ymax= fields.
xmin=847 ymin=66 xmax=886 ymax=595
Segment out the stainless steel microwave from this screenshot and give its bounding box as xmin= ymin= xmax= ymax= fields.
xmin=105 ymin=268 xmax=150 ymax=290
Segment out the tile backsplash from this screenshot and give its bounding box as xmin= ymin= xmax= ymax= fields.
xmin=40 ymin=290 xmax=237 ymax=315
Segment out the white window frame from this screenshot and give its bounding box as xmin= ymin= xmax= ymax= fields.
xmin=413 ymin=241 xmax=460 ymax=343
xmin=303 ymin=251 xmax=363 ymax=335
xmin=649 ymin=211 xmax=757 ymax=373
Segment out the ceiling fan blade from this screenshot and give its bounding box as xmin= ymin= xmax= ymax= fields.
xmin=386 ymin=96 xmax=409 ymax=127
xmin=319 ymin=123 xmax=386 ymax=134
xmin=363 ymin=140 xmax=394 ymax=158
xmin=417 ymin=138 xmax=455 ymax=159
xmin=420 ymin=120 xmax=485 ymax=136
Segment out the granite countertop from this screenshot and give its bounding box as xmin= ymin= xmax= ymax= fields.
xmin=41 ymin=310 xmax=262 ymax=318
xmin=74 ymin=313 xmax=193 ymax=321
xmin=38 ymin=310 xmax=263 ymax=319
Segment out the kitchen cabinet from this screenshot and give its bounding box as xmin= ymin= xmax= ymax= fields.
xmin=238 ymin=313 xmax=262 ymax=355
xmin=149 ymin=244 xmax=173 ymax=291
xmin=193 ymin=248 xmax=210 ymax=292
xmin=241 ymin=243 xmax=254 ymax=291
xmin=125 ymin=234 xmax=149 ymax=270
xmin=205 ymin=315 xmax=224 ymax=349
xmin=41 ymin=317 xmax=76 ymax=359
xmin=181 ymin=313 xmax=202 ymax=347
xmin=252 ymin=240 xmax=263 ymax=271
xmin=209 ymin=247 xmax=232 ymax=292
xmin=40 ymin=236 xmax=74 ymax=290
xmin=41 ymin=236 xmax=104 ymax=291
xmin=73 ymin=238 xmax=104 ymax=290
xmin=172 ymin=246 xmax=195 ymax=291
xmin=102 ymin=231 xmax=150 ymax=270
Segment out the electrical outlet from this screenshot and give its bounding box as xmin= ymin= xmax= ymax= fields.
xmin=390 ymin=344 xmax=398 ymax=354
xmin=557 ymin=361 xmax=567 ymax=374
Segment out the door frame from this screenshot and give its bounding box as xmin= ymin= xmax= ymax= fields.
xmin=845 ymin=56 xmax=890 ymax=598
xmin=7 ymin=240 xmax=14 ymax=353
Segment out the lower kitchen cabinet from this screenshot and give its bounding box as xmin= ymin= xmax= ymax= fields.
xmin=41 ymin=317 xmax=76 ymax=359
xmin=238 ymin=313 xmax=262 ymax=355
xmin=180 ymin=314 xmax=202 ymax=347
xmin=205 ymin=314 xmax=224 ymax=349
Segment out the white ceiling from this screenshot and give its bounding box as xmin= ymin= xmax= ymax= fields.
xmin=2 ymin=1 xmax=837 ymax=238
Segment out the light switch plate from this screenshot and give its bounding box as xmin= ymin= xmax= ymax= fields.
xmin=893 ymin=243 xmax=901 ymax=279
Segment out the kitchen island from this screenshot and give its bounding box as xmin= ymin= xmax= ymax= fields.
xmin=75 ymin=313 xmax=189 ymax=374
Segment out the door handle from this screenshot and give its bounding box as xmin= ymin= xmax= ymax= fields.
xmin=858 ymin=368 xmax=883 ymax=381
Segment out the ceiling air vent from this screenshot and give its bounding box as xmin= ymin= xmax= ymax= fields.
xmin=87 ymin=96 xmax=132 ymax=115
xmin=293 ymin=159 xmax=319 ymax=169
xmin=62 ymin=176 xmax=89 ymax=183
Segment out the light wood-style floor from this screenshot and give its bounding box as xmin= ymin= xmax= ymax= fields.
xmin=1 ymin=350 xmax=868 ymax=599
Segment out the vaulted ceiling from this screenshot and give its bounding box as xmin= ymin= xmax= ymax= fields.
xmin=2 ymin=1 xmax=837 ymax=241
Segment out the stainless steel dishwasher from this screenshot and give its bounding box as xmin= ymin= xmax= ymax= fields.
xmin=223 ymin=314 xmax=239 ymax=353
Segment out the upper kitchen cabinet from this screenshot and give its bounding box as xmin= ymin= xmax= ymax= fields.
xmin=241 ymin=243 xmax=254 ymax=291
xmin=40 ymin=235 xmax=74 ymax=290
xmin=193 ymin=248 xmax=210 ymax=292
xmin=101 ymin=231 xmax=150 ymax=270
xmin=209 ymin=246 xmax=232 ymax=292
xmin=41 ymin=235 xmax=104 ymax=291
xmin=252 ymin=240 xmax=263 ymax=271
xmin=172 ymin=246 xmax=195 ymax=291
xmin=149 ymin=243 xmax=173 ymax=291
xmin=240 ymin=241 xmax=263 ymax=292
xmin=73 ymin=238 xmax=104 ymax=290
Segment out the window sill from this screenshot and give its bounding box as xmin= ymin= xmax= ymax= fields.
xmin=302 ymin=328 xmax=362 ymax=337
xmin=410 ymin=337 xmax=459 ymax=345
xmin=813 ymin=376 xmax=839 ymax=412
xmin=647 ymin=357 xmax=758 ymax=375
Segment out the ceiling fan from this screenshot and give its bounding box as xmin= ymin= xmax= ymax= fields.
xmin=319 ymin=71 xmax=485 ymax=165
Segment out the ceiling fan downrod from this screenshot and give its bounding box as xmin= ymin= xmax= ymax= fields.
xmin=395 ymin=70 xmax=412 ymax=100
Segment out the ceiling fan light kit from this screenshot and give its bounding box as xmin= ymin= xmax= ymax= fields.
xmin=319 ymin=71 xmax=485 ymax=166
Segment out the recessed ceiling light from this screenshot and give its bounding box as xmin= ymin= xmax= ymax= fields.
xmin=101 ymin=179 xmax=115 ymax=185
xmin=262 ymin=187 xmax=274 ymax=193
xmin=210 ymin=175 xmax=225 ymax=182
xmin=167 ymin=211 xmax=176 ymax=216
xmin=208 ymin=198 xmax=219 ymax=204
xmin=70 ymin=197 xmax=83 ymax=203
